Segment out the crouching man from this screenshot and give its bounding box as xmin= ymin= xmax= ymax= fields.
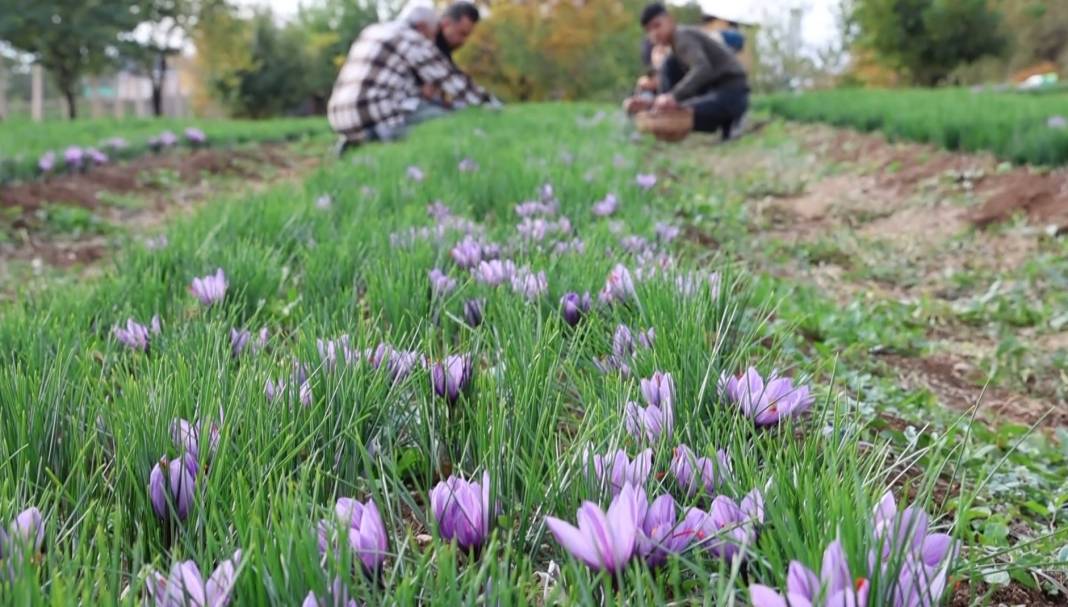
xmin=625 ymin=3 xmax=749 ymax=140
xmin=327 ymin=6 xmax=495 ymax=152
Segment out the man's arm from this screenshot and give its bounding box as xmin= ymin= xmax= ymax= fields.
xmin=406 ymin=34 xmax=492 ymax=106
xmin=668 ymin=31 xmax=722 ymax=101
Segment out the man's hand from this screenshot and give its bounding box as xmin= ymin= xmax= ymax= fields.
xmin=637 ymin=75 xmax=657 ymax=92
xmin=623 ymin=95 xmax=653 ymax=115
xmin=421 ymin=83 xmax=441 ymax=100
xmin=653 ymin=94 xmax=678 ymax=110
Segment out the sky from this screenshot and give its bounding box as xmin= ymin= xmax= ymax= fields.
xmin=240 ymin=0 xmax=842 ymax=51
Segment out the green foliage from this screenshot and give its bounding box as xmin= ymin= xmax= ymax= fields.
xmin=853 ymin=0 xmax=1008 ymax=85
xmin=758 ymin=88 xmax=1068 ymax=165
xmin=296 ymin=0 xmax=380 ymax=110
xmin=0 ymin=0 xmax=142 ymax=118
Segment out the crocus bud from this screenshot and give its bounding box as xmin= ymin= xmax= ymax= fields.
xmin=560 ymin=292 xmax=592 ymax=327
xmin=463 ymin=299 xmax=484 ymax=328
xmin=431 ymin=355 xmax=473 ymax=405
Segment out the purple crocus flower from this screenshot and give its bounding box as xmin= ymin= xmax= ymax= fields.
xmin=690 ymin=489 xmax=765 ymax=560
xmin=870 ymin=492 xmax=958 ymax=607
xmin=585 ymin=448 xmax=652 ymax=496
xmin=431 ymin=354 xmax=473 ymax=405
xmin=511 ymin=267 xmax=547 ymax=300
xmin=264 ymin=378 xmax=286 ymax=403
xmin=638 ymin=494 xmax=705 ymax=567
xmin=719 ymin=368 xmax=814 ymax=426
xmin=592 ymin=193 xmax=619 ymax=217
xmin=185 ymin=127 xmax=207 ymax=145
xmin=636 ymin=173 xmax=657 ymax=190
xmin=104 ymin=137 xmax=128 ymax=151
xmin=170 ymin=415 xmax=220 ymax=462
xmin=463 ymin=298 xmax=484 ymax=328
xmin=148 ymin=453 xmax=198 ymax=521
xmin=318 ymin=497 xmax=389 ymax=573
xmin=429 ymin=471 xmax=493 ymax=552
xmin=230 ymin=328 xmax=251 ymax=358
xmin=545 ymin=482 xmax=641 ymax=574
xmin=560 ymin=292 xmax=592 ymax=327
xmin=598 ymin=264 xmax=636 ymax=304
xmin=64 ymin=146 xmax=84 ymax=170
xmin=190 ymin=268 xmax=228 ymax=306
xmin=113 ymin=315 xmax=161 ymax=351
xmin=315 ymin=194 xmax=333 ymax=210
xmin=670 ymin=444 xmax=731 ymax=496
xmin=145 ymin=551 xmax=242 ymax=607
xmin=299 ymin=381 xmax=313 ymax=407
xmin=613 ymin=324 xmax=653 ymax=359
xmin=317 ymin=335 xmax=356 ymax=371
xmin=406 ymin=165 xmax=425 ymax=182
xmin=750 ymin=539 xmax=870 ymax=607
xmin=86 ymin=147 xmax=109 ymax=166
xmin=0 ymin=507 xmax=46 ymax=560
xmin=450 ymin=238 xmax=483 ymax=269
xmin=427 ymin=201 xmax=452 ymax=220
xmin=625 ymin=373 xmax=674 ymax=443
xmin=159 ymin=131 xmax=178 ymax=147
xmin=429 ymin=268 xmax=457 ymax=298
xmin=655 ymin=222 xmax=680 ymax=243
xmin=1048 ymin=115 xmax=1067 ymax=130
xmin=553 ymin=238 xmax=585 ymax=255
xmin=472 ymin=259 xmax=516 ymax=286
xmin=302 ymin=579 xmax=359 ymax=607
xmin=458 ymin=158 xmax=479 ymax=172
xmin=38 ymin=151 xmax=56 ymax=173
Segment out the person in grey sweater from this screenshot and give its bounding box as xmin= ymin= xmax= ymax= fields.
xmin=625 ymin=3 xmax=749 ymax=139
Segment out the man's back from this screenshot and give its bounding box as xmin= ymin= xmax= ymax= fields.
xmin=668 ymin=25 xmax=747 ymax=100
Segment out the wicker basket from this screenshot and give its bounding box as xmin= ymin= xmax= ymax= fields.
xmin=635 ymin=109 xmax=693 ymax=142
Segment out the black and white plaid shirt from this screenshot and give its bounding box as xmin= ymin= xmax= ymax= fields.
xmin=327 ymin=21 xmax=492 ymax=142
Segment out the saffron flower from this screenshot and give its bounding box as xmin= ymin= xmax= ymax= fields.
xmin=170 ymin=416 xmax=220 ymax=462
xmin=719 ymin=368 xmax=814 ymax=426
xmin=406 ymin=165 xmax=425 ymax=182
xmin=655 ymin=222 xmax=680 ymax=243
xmin=148 ymin=453 xmax=198 ymax=521
xmin=302 ymin=579 xmax=359 ymax=607
xmin=690 ymin=489 xmax=764 ymax=560
xmin=64 ymin=146 xmax=85 ymax=171
xmin=315 ymin=194 xmax=333 ymax=210
xmin=431 ymin=354 xmax=473 ymax=404
xmin=670 ymin=444 xmax=731 ymax=496
xmin=1048 ymin=115 xmax=1067 ymax=130
xmin=87 ymin=147 xmax=108 ymax=166
xmin=585 ymin=448 xmax=652 ymax=495
xmin=870 ymin=492 xmax=958 ymax=607
xmin=511 ymin=267 xmax=547 ymax=300
xmin=515 ymin=199 xmax=557 ymax=217
xmin=613 ymin=324 xmax=654 ymax=359
xmin=625 ymin=372 xmax=675 ymax=442
xmin=145 ymin=551 xmax=242 ymax=607
xmin=317 ymin=335 xmax=357 ymax=371
xmin=430 ymin=471 xmax=493 ymax=552
xmin=113 ymin=315 xmax=161 ymax=351
xmin=638 ymin=494 xmax=705 ymax=567
xmin=636 ymin=173 xmax=657 ymax=190
xmin=598 ymin=264 xmax=636 ymax=304
xmin=317 ymin=497 xmax=389 ymax=573
xmin=463 ymin=298 xmax=484 ymax=328
xmin=560 ymin=292 xmax=592 ymax=326
xmin=545 ymin=482 xmax=641 ymax=574
xmin=429 ymin=268 xmax=457 ymax=298
xmin=231 ymin=327 xmax=267 ymax=358
xmin=38 ymin=151 xmax=56 ymax=173
xmin=190 ymin=268 xmax=228 ymax=306
xmin=472 ymin=259 xmax=516 ymax=286
xmin=185 ymin=127 xmax=207 ymax=145
xmin=427 ymin=200 xmax=452 ymax=220
xmin=750 ymin=539 xmax=869 ymax=607
xmin=0 ymin=507 xmax=46 ymax=560
xmin=159 ymin=131 xmax=178 ymax=147
xmin=104 ymin=137 xmax=128 ymax=150
xmin=591 ymin=193 xmax=619 ymax=217
xmin=450 ymin=238 xmax=483 ymax=269
xmin=264 ymin=378 xmax=286 ymax=403
xmin=458 ymin=157 xmax=479 ymax=172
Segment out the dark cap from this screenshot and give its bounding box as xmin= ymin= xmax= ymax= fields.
xmin=640 ymin=3 xmax=668 ymax=27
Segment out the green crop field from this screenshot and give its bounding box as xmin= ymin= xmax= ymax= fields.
xmin=0 ymin=116 xmax=328 ymax=183
xmin=0 ymin=104 xmax=1047 ymax=605
xmin=758 ymin=88 xmax=1068 ymax=166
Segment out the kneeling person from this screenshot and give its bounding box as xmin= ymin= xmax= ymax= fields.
xmin=632 ymin=3 xmax=749 ymax=140
xmin=327 ymin=8 xmax=494 ymax=149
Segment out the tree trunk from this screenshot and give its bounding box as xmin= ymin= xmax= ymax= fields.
xmin=152 ymin=53 xmax=167 ymax=117
xmin=64 ymin=88 xmax=78 ymax=119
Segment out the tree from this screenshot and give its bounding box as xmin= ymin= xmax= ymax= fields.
xmin=296 ymin=0 xmax=379 ymax=113
xmin=853 ymin=0 xmax=1008 ymax=85
xmin=117 ymin=0 xmax=210 ymax=117
xmin=0 ymin=0 xmax=141 ymax=118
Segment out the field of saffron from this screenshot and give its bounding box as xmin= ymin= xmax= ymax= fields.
xmin=0 ymin=104 xmax=1030 ymax=605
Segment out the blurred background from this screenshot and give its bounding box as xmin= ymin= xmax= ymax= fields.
xmin=0 ymin=0 xmax=1063 ymax=121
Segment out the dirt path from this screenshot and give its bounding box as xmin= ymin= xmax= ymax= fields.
xmin=0 ymin=142 xmax=326 ymax=293
xmin=669 ymin=122 xmax=1067 ymax=429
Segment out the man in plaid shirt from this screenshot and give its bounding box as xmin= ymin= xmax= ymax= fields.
xmin=327 ymin=6 xmax=495 ymax=148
